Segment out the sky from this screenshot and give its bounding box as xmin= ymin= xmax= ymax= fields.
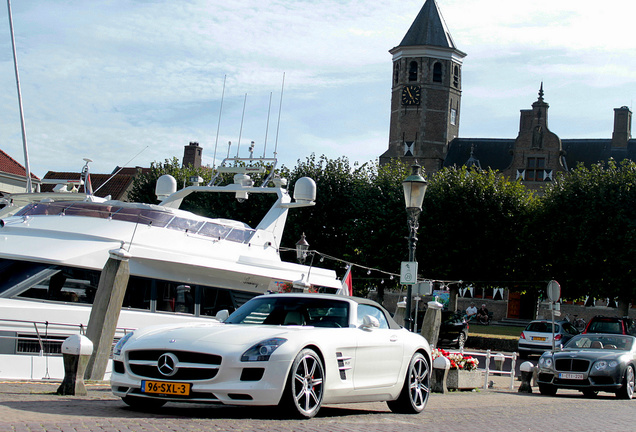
xmin=1 ymin=0 xmax=635 ymax=179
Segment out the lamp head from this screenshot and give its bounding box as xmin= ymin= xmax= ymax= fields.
xmin=403 ymin=164 xmax=428 ymax=210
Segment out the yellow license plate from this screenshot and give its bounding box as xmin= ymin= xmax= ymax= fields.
xmin=142 ymin=380 xmax=191 ymax=396
xmin=532 ymin=336 xmax=546 ymax=341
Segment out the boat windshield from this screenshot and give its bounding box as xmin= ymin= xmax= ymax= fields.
xmin=14 ymin=201 xmax=255 ymax=244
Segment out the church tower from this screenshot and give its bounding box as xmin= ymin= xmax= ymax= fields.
xmin=379 ymin=0 xmax=466 ymax=172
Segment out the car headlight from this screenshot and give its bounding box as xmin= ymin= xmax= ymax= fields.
xmin=538 ymin=356 xmax=553 ymax=368
xmin=241 ymin=338 xmax=287 ymax=362
xmin=113 ymin=332 xmax=134 ymax=356
xmin=594 ymin=360 xmax=619 ymax=371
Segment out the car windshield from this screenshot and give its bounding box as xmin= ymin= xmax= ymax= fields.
xmin=586 ymin=319 xmax=623 ymax=334
xmin=525 ymin=322 xmax=560 ymax=333
xmin=564 ymin=334 xmax=634 ymax=351
xmin=225 ymin=296 xmax=350 ymax=328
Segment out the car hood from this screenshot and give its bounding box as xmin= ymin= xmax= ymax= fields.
xmin=553 ymin=349 xmax=627 ymax=361
xmin=126 ymin=323 xmax=301 ymax=351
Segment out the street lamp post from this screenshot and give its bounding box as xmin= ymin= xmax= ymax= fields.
xmin=295 ymin=233 xmax=310 ymax=264
xmin=402 ymin=164 xmax=428 ymax=331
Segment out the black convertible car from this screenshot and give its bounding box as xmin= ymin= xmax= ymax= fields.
xmin=536 ymin=333 xmax=636 ymax=399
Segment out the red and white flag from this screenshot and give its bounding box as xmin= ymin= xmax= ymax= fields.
xmin=338 ymin=265 xmax=352 ymax=296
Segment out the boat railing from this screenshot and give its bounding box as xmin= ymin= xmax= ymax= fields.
xmin=0 ymin=318 xmax=135 ymax=356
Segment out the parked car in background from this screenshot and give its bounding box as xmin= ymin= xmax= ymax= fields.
xmin=583 ymin=316 xmax=636 ymax=336
xmin=437 ymin=311 xmax=469 ymax=349
xmin=518 ymin=320 xmax=580 ymax=358
xmin=536 ymin=333 xmax=636 ymax=399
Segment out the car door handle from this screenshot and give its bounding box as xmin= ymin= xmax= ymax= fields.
xmin=390 ymin=335 xmax=398 ymax=342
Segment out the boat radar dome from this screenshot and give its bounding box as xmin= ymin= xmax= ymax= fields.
xmin=155 ymin=175 xmax=178 ymax=200
xmin=293 ymin=177 xmax=316 ymax=204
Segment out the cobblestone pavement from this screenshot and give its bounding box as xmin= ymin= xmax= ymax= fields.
xmin=0 ymin=377 xmax=633 ymax=432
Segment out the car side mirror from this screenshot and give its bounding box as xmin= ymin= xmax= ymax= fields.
xmin=360 ymin=315 xmax=380 ymax=330
xmin=215 ymin=309 xmax=230 ymax=322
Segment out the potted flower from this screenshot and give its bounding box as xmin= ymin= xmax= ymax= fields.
xmin=432 ymin=348 xmax=481 ymax=390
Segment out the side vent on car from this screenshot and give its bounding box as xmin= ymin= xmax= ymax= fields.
xmin=336 ymin=352 xmax=352 ymax=380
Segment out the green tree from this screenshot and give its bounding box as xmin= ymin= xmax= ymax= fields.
xmin=419 ymin=166 xmax=535 ymax=290
xmin=532 ymin=159 xmax=636 ymax=315
xmin=283 ymin=156 xmax=409 ymax=298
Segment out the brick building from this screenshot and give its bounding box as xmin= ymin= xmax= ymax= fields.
xmin=380 ymin=0 xmax=634 ymax=192
xmin=379 ymin=0 xmax=465 ymax=173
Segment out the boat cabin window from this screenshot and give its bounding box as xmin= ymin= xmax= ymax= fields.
xmin=14 ymin=202 xmax=256 ymax=244
xmin=0 ymin=258 xmax=257 ymax=319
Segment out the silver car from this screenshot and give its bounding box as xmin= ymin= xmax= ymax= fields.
xmin=518 ymin=320 xmax=580 ymax=358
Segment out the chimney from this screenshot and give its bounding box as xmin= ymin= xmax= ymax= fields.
xmin=183 ymin=142 xmax=202 ymax=168
xmin=611 ymin=106 xmax=632 ymax=148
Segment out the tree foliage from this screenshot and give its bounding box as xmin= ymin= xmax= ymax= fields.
xmin=532 ymin=159 xmax=636 ymax=313
xmin=126 ymin=154 xmax=636 ymax=308
xmin=419 ymin=166 xmax=535 ymax=290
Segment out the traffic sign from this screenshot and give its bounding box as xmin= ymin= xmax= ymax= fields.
xmin=400 ymin=261 xmax=418 ymax=285
xmin=547 ymin=280 xmax=561 ymax=302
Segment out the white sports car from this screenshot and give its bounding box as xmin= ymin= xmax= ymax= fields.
xmin=111 ymin=293 xmax=432 ymax=418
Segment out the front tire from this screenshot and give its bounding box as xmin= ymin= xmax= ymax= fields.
xmin=387 ymin=352 xmax=430 ymax=414
xmin=617 ymin=365 xmax=635 ymax=400
xmin=279 ymin=348 xmax=324 ymax=418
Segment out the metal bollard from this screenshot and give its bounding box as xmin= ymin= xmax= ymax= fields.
xmin=432 ymin=356 xmax=450 ymax=394
xmin=518 ymin=361 xmax=534 ymax=393
xmin=56 ymin=334 xmax=94 ymax=396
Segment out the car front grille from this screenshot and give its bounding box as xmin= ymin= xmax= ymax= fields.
xmin=127 ymin=349 xmax=222 ymax=381
xmin=555 ymin=358 xmax=589 ymax=372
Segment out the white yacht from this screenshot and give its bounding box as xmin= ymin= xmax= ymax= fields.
xmin=0 ymin=158 xmax=341 ymax=380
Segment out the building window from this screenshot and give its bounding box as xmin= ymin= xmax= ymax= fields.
xmin=394 ymin=63 xmax=400 ymax=85
xmin=525 ymin=157 xmax=545 ymax=181
xmin=450 ymin=108 xmax=457 ymax=125
xmin=453 ymin=65 xmax=460 ymax=88
xmin=408 ymin=61 xmax=418 ymax=81
xmin=433 ymin=62 xmax=442 ymax=83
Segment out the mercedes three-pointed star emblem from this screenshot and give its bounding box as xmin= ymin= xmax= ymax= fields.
xmin=157 ymin=352 xmax=179 ymax=377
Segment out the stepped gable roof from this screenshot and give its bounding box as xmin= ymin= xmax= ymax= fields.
xmin=41 ymin=171 xmax=136 ymax=201
xmin=0 ymin=149 xmax=39 ymax=179
xmin=398 ymin=0 xmax=457 ymax=49
xmin=444 ymin=139 xmax=514 ymax=171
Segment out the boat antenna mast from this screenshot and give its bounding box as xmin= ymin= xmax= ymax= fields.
xmin=273 ymin=72 xmax=285 ymax=158
xmin=211 ymin=74 xmax=226 ymax=171
xmin=7 ymin=0 xmax=32 ymax=193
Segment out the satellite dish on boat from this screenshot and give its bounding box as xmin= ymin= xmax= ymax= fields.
xmin=156 ymin=175 xmax=177 ymax=199
xmin=293 ymin=177 xmax=316 ymax=204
